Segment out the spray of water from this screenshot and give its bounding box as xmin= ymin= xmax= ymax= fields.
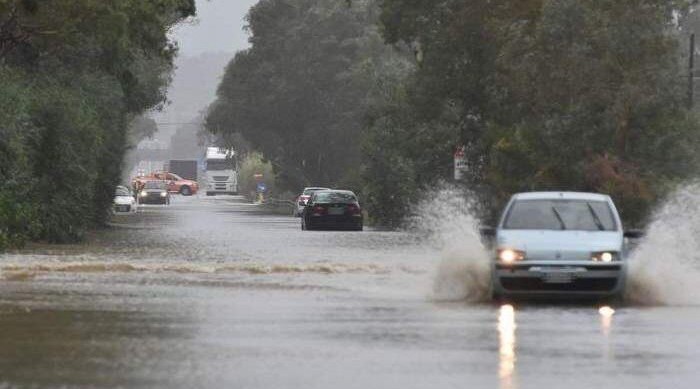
xmin=410 ymin=186 xmax=491 ymax=303
xmin=625 ymin=184 xmax=700 ymax=306
xmin=414 ymin=183 xmax=700 ymax=306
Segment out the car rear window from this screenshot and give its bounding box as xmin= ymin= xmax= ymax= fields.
xmin=503 ymin=199 xmax=617 ymax=231
xmin=313 ymin=191 xmax=357 ymax=204
xmin=115 ymin=188 xmax=130 ymax=196
xmin=303 ymin=188 xmax=329 ymax=195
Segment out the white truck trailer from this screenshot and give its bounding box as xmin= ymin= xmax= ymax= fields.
xmin=205 ymin=147 xmax=238 ymax=196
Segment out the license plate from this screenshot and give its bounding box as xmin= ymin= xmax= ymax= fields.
xmin=328 ymin=207 xmax=345 ymax=215
xmin=542 ymin=272 xmax=575 ymax=284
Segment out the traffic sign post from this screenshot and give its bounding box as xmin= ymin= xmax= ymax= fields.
xmin=256 ymin=181 xmax=267 ymax=203
xmin=454 ymin=145 xmax=467 ymax=181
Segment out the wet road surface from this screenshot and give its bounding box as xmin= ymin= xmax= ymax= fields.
xmin=1 ymin=195 xmax=699 ymax=388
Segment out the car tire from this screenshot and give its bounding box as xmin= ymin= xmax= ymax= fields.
xmin=180 ymin=186 xmax=191 ymax=196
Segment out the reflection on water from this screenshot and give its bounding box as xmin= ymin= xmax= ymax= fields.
xmin=498 ymin=304 xmax=517 ymax=389
xmin=599 ymin=306 xmax=615 ymax=336
xmin=599 ymin=305 xmax=615 ymax=362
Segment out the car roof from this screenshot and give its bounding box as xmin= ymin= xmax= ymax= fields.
xmin=512 ymin=191 xmax=611 ymax=201
xmin=304 ymin=187 xmax=330 ymax=190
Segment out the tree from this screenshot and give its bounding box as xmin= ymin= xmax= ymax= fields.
xmin=374 ymin=0 xmax=700 ymax=226
xmin=207 ymin=0 xmax=396 ymax=191
xmin=0 ymin=0 xmax=195 ymax=248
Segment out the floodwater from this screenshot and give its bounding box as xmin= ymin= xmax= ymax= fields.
xmin=1 ymin=195 xmax=699 ymax=388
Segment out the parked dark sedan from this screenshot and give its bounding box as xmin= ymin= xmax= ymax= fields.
xmin=301 ymin=190 xmax=363 ymax=231
xmin=138 ymin=181 xmax=170 ymax=205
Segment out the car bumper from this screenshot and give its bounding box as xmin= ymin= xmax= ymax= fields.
xmin=139 ymin=196 xmax=168 ymax=204
xmin=113 ymin=204 xmax=134 ymax=213
xmin=491 ymin=261 xmax=626 ymax=298
xmin=308 ymin=215 xmax=363 ymax=230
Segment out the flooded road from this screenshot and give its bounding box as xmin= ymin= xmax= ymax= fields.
xmin=1 ymin=195 xmax=699 ymax=388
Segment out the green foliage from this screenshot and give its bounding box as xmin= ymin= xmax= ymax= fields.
xmin=207 ymin=0 xmax=397 ymax=192
xmin=238 ymin=152 xmax=277 ymax=199
xmin=0 ymin=0 xmax=195 ymax=249
xmin=374 ymin=0 xmax=700 ymax=227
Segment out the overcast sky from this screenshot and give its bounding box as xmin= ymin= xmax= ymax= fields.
xmin=171 ymin=0 xmax=259 ymax=56
xmin=152 ymin=0 xmax=259 ymax=138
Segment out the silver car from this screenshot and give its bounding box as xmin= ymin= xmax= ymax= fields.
xmin=483 ymin=192 xmax=642 ymax=301
xmin=295 ymin=187 xmax=330 ymax=216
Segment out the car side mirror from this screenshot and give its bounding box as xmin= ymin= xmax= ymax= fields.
xmin=479 ymin=226 xmax=496 ymax=239
xmin=624 ymin=229 xmax=644 ymax=239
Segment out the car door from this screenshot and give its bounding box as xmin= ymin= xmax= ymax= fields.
xmin=163 ymin=173 xmax=177 ymax=192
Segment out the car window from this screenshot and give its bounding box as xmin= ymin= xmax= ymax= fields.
xmin=303 ymin=187 xmax=329 ymax=195
xmin=169 ymin=173 xmax=183 ymax=181
xmin=144 ymin=181 xmax=166 ymax=189
xmin=313 ymin=191 xmax=357 ymax=204
xmin=503 ymin=199 xmax=617 ymax=231
xmin=115 ymin=188 xmax=130 ymax=196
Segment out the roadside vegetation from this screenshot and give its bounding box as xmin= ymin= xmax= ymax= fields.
xmin=3 ymin=0 xmax=700 ymax=249
xmin=0 ymin=1 xmax=195 ymax=250
xmin=208 ymin=0 xmax=700 ymax=228
xmin=238 ymin=152 xmax=277 ymax=201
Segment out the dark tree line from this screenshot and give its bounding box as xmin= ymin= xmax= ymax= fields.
xmin=211 ymin=0 xmax=700 ymax=228
xmin=375 ymin=0 xmax=700 ymax=226
xmin=0 ymin=1 xmax=195 ymax=249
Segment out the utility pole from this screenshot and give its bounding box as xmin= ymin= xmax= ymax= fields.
xmin=689 ymin=33 xmax=695 ymax=109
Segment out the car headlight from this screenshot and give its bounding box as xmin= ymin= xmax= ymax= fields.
xmin=160 ymin=191 xmax=167 ymax=197
xmin=140 ymin=191 xmax=147 ymax=197
xmin=591 ymin=251 xmax=619 ymax=262
xmin=497 ymin=249 xmax=526 ymax=264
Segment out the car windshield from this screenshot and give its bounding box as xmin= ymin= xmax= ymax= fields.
xmin=303 ymin=188 xmax=329 ymax=195
xmin=206 ymin=159 xmax=236 ymax=171
xmin=169 ymin=173 xmax=183 ymax=181
xmin=144 ymin=181 xmax=166 ymax=190
xmin=115 ymin=188 xmax=130 ymax=196
xmin=503 ymin=199 xmax=617 ymax=231
xmin=313 ymin=191 xmax=357 ymax=204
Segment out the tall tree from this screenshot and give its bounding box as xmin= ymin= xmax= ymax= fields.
xmin=374 ymin=0 xmax=700 ymax=226
xmin=207 ymin=0 xmax=398 ymax=190
xmin=0 ymin=0 xmax=195 ymax=247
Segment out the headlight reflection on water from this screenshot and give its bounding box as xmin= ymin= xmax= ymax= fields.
xmin=599 ymin=305 xmax=615 ymax=336
xmin=498 ymin=304 xmax=517 ymax=389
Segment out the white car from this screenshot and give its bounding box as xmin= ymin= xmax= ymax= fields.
xmin=482 ymin=192 xmax=642 ymax=301
xmin=294 ymin=187 xmax=330 ymax=216
xmin=113 ymin=186 xmax=137 ymax=214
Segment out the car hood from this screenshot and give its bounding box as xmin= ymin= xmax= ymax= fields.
xmin=496 ymin=229 xmax=623 ymax=261
xmin=114 ymin=196 xmax=134 ymax=205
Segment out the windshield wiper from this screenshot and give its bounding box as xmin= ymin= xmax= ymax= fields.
xmin=586 ymin=202 xmax=605 ymax=231
xmin=551 ymin=206 xmax=567 ymax=230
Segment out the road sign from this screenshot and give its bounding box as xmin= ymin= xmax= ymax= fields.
xmin=454 ymin=145 xmax=467 ymax=180
xmin=256 ymin=182 xmax=267 ymax=193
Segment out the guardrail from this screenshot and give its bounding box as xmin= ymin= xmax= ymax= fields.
xmin=258 ymin=198 xmax=296 ymax=216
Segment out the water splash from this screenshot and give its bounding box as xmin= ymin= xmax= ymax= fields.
xmin=411 ymin=186 xmax=491 ymax=302
xmin=625 ymin=184 xmax=700 ymax=306
xmin=0 ymin=261 xmax=398 ymax=278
